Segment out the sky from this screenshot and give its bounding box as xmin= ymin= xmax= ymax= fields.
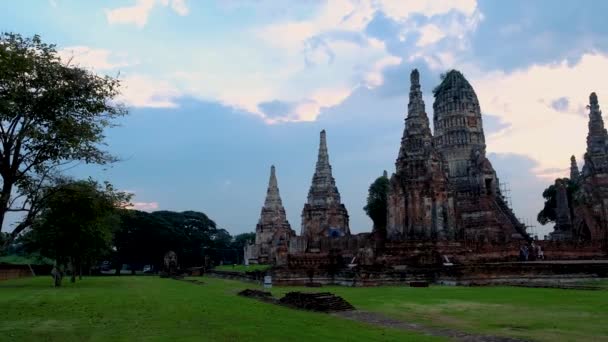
xmin=2 ymin=0 xmax=608 ymax=238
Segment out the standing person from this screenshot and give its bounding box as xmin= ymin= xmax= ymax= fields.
xmin=529 ymin=242 xmax=537 ymax=261
xmin=537 ymin=245 xmax=544 ymax=260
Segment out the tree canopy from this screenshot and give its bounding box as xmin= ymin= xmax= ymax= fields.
xmin=23 ymin=179 xmax=131 ymax=285
xmin=537 ymin=178 xmax=578 ymax=225
xmin=364 ymin=172 xmax=390 ymax=236
xmin=114 ymin=210 xmax=237 ymax=271
xmin=0 ymin=33 xmax=127 ymax=247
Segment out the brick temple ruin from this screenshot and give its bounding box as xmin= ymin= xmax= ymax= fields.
xmin=387 ymin=69 xmax=528 ymax=244
xmin=244 ymin=69 xmax=608 ymax=285
xmin=549 ymin=92 xmax=608 ymax=243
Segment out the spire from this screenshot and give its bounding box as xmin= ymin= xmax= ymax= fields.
xmin=583 ymin=92 xmax=608 ymax=175
xmin=264 ymin=165 xmax=283 ymax=209
xmin=383 ymin=170 xmax=388 ymax=178
xmin=307 ymin=130 xmax=341 ymax=205
xmin=396 ymin=69 xmax=433 ymax=172
xmin=586 ymin=92 xmax=608 ymax=155
xmin=570 ymin=155 xmax=580 ymax=182
xmin=316 ymin=130 xmax=329 ymax=173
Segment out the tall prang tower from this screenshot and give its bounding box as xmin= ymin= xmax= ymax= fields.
xmin=251 ymin=165 xmax=295 ymax=263
xmin=570 ymin=93 xmax=608 ymax=242
xmin=387 ymin=69 xmax=455 ymax=240
xmin=582 ymin=92 xmax=608 ymax=176
xmin=432 ymin=70 xmax=529 ymax=243
xmin=301 ymin=130 xmax=350 ymax=242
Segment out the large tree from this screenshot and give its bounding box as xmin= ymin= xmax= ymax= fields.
xmin=113 ymin=210 xmax=234 ymax=271
xmin=24 ymin=179 xmax=130 ymax=286
xmin=0 ymin=33 xmax=126 ymax=247
xmin=364 ymin=172 xmax=390 ymax=237
xmin=537 ymin=178 xmax=578 ymax=225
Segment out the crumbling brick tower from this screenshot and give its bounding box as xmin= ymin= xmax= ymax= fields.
xmin=301 ymin=130 xmax=350 ymax=243
xmin=252 ymin=165 xmax=295 ymax=263
xmin=387 ymin=69 xmax=455 ymax=240
xmin=572 ymin=93 xmax=608 ymax=241
xmin=432 ymin=70 xmax=529 ymax=243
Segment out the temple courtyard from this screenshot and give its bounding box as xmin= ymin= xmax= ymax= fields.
xmin=1 ymin=276 xmax=606 ymax=341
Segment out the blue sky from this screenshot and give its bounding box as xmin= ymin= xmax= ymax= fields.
xmin=3 ymin=0 xmax=608 ymax=238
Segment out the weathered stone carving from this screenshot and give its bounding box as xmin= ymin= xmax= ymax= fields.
xmin=162 ymin=251 xmax=178 ymax=277
xmin=433 ymin=70 xmax=529 ymax=243
xmin=570 ymin=155 xmax=580 ymax=183
xmin=569 ymin=93 xmax=608 ymax=242
xmin=301 ymin=130 xmax=350 ymax=243
xmin=247 ymin=165 xmax=295 ymax=264
xmin=388 ymin=69 xmax=528 ymax=244
xmin=387 ymin=69 xmax=455 ymax=241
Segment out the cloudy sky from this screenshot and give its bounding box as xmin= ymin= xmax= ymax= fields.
xmin=2 ymin=0 xmax=607 ymax=237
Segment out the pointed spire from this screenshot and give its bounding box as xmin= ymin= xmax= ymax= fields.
xmin=383 ymin=170 xmax=388 ymax=178
xmin=307 ymin=130 xmax=341 ymax=205
xmin=396 ymin=69 xmax=433 ymax=172
xmin=316 ymin=130 xmax=329 ymax=173
xmin=583 ymin=92 xmax=608 ymax=175
xmin=586 ymin=92 xmax=608 ymax=155
xmin=264 ymin=165 xmax=283 ymax=209
xmin=570 ymin=155 xmax=580 ymax=182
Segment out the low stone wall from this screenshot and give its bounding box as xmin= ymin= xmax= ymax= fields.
xmin=271 ymin=260 xmax=608 ymax=287
xmin=205 ymin=270 xmax=265 ymax=283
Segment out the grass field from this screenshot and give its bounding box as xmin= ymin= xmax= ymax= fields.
xmin=0 ymin=276 xmax=439 ymax=342
xmin=1 ymin=276 xmax=607 ymax=341
xmin=270 ymin=280 xmax=608 ymax=342
xmin=213 ymin=264 xmax=271 ymax=273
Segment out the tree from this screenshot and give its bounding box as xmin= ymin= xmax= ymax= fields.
xmin=230 ymin=232 xmax=256 ymax=264
xmin=24 ymin=179 xmax=130 ymax=286
xmin=537 ymin=178 xmax=578 ymax=225
xmin=0 ymin=33 xmax=127 ymax=247
xmin=113 ymin=210 xmax=233 ymax=271
xmin=364 ymin=172 xmax=390 ymax=237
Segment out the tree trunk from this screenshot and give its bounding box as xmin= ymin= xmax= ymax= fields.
xmin=0 ymin=179 xmax=13 ymax=237
xmin=79 ymin=263 xmax=82 ymax=280
xmin=51 ymin=265 xmax=62 ymax=287
xmin=70 ymin=258 xmax=76 ymax=283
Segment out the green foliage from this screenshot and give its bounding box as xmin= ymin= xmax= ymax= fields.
xmin=114 ymin=210 xmax=235 ymax=269
xmin=0 ymin=33 xmax=127 ymax=246
xmin=23 ymin=179 xmax=131 ymax=280
xmin=363 ymin=173 xmax=390 ymax=232
xmin=537 ymin=178 xmax=578 ymax=225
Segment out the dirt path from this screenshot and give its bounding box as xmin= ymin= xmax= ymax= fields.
xmin=334 ymin=310 xmax=528 ymax=342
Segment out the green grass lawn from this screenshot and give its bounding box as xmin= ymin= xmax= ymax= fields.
xmin=270 ymin=283 xmax=608 ymax=342
xmin=2 ymin=276 xmax=607 ymax=342
xmin=213 ymin=264 xmax=271 ymax=273
xmin=0 ymin=276 xmax=439 ymax=342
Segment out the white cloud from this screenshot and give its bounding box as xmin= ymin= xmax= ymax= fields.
xmin=377 ymin=0 xmax=477 ymax=20
xmin=105 ymin=0 xmax=189 ymax=28
xmin=102 ymin=0 xmax=481 ymax=122
xmin=120 ymin=74 xmax=183 ymax=108
xmin=245 ymin=0 xmax=481 ymax=122
xmin=127 ymin=202 xmax=160 ymax=211
xmin=58 ymin=46 xmax=135 ymax=71
xmin=163 ymin=0 xmax=189 ymax=15
xmin=417 ymin=24 xmax=446 ymax=47
xmin=469 ymin=53 xmax=608 ymax=179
